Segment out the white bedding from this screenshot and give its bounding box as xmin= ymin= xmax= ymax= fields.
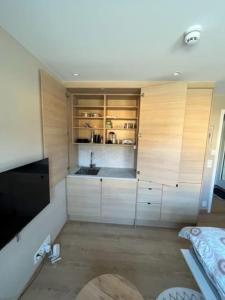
xmin=179 ymin=227 xmax=225 ymax=300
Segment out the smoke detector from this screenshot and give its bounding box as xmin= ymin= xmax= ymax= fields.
xmin=184 ymin=25 xmax=202 ymax=45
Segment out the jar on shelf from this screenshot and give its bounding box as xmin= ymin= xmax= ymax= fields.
xmin=106 ymin=120 xmax=112 ymax=128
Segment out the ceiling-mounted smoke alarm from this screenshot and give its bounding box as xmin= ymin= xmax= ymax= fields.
xmin=184 ymin=25 xmax=202 ymax=45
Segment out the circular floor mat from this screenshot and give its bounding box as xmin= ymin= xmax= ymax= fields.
xmin=156 ymin=287 xmax=204 ymax=300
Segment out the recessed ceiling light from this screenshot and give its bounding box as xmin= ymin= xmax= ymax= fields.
xmin=73 ymin=73 xmax=80 ymax=77
xmin=173 ymin=71 xmax=181 ymax=77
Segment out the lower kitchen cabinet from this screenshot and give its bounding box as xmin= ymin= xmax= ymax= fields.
xmin=67 ymin=176 xmax=137 ymax=224
xmin=101 ymin=178 xmax=137 ymax=224
xmin=67 ymin=177 xmax=101 ymax=220
xmin=136 ymin=202 xmax=161 ymax=225
xmin=161 ymin=183 xmax=201 ymax=223
xmin=135 ymin=180 xmax=162 ymax=224
xmin=66 ymin=176 xmax=201 ymax=226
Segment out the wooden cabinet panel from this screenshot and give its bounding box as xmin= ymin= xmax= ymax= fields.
xmin=136 ymin=203 xmax=161 ymax=222
xmin=40 ymin=70 xmax=68 ymax=187
xmin=137 ymin=82 xmax=187 ymax=186
xmin=179 ymin=89 xmax=212 ymax=183
xmin=67 ymin=177 xmax=101 ymax=217
xmin=161 ymin=183 xmax=201 ymax=223
xmin=101 ymin=179 xmax=136 ymax=220
xmin=138 ymin=181 xmax=162 ymax=190
xmin=137 ymin=188 xmax=162 ymax=204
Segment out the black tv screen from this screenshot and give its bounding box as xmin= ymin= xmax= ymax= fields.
xmin=0 ymin=158 xmax=50 ymax=249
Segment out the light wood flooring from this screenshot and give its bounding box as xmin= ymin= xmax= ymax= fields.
xmin=21 ymin=221 xmax=197 ymax=300
xmin=198 ymin=195 xmax=225 ymax=228
xmin=212 ymin=195 xmax=225 ymax=214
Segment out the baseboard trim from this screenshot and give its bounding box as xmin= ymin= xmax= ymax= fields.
xmin=68 ymin=215 xmax=195 ymax=228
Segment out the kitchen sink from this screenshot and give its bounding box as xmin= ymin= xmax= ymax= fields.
xmin=75 ymin=167 xmax=100 ymax=175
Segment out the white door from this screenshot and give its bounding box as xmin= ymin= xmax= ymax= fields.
xmin=216 ymin=116 xmax=225 ymax=190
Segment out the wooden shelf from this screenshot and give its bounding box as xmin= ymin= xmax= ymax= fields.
xmin=105 ymin=128 xmax=136 ymax=131
xmin=72 ymin=93 xmax=139 ymax=146
xmin=106 ymin=106 xmax=138 ymax=110
xmin=73 ymin=106 xmax=104 ymax=109
xmin=73 ymin=127 xmax=104 ymax=130
xmin=75 ymin=117 xmax=104 ymax=119
xmin=73 ymin=142 xmax=136 ymax=146
xmin=106 ymin=117 xmax=138 ymax=120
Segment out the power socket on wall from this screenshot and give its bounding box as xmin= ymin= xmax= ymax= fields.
xmin=34 ymin=235 xmax=51 ymax=264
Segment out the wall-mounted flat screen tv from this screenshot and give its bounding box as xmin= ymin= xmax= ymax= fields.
xmin=0 ymin=158 xmax=50 ymax=250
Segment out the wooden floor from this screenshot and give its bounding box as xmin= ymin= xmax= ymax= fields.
xmin=198 ymin=195 xmax=225 ymax=228
xmin=21 ymin=221 xmax=197 ymax=300
xmin=212 ymin=195 xmax=225 ymax=214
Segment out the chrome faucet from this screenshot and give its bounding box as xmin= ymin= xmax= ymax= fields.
xmin=90 ymin=151 xmax=96 ymax=168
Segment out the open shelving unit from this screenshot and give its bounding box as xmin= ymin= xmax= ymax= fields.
xmin=71 ymin=93 xmax=140 ymax=146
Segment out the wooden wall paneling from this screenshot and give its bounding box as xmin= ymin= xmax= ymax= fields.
xmin=68 ymin=94 xmax=78 ymax=169
xmin=179 ymin=89 xmax=212 ymax=183
xmin=137 ymin=82 xmax=187 ymax=185
xmin=40 ymin=70 xmax=69 ymax=187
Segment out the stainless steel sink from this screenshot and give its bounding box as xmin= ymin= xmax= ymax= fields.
xmin=75 ymin=167 xmax=100 ymax=175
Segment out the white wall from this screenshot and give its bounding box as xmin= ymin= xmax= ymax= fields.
xmin=78 ymin=144 xmax=135 ymax=168
xmin=0 ymin=27 xmax=67 ymax=299
xmin=200 ymin=94 xmax=225 ymax=209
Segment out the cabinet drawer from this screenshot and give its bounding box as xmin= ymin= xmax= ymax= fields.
xmin=137 ymin=188 xmax=162 ymax=204
xmin=136 ymin=203 xmax=161 ymax=221
xmin=138 ymin=180 xmax=162 ymax=190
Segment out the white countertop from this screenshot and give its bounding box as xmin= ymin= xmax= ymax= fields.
xmin=68 ymin=167 xmax=137 ymax=180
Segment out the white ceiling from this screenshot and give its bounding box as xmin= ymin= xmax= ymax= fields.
xmin=0 ymin=0 xmax=225 ymax=87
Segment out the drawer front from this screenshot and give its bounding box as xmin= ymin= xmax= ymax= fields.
xmin=137 ymin=188 xmax=162 ymax=204
xmin=136 ymin=203 xmax=161 ymax=221
xmin=138 ymin=180 xmax=162 ymax=190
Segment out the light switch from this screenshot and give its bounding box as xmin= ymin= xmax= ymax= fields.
xmin=211 ymin=149 xmax=216 ymax=156
xmin=207 ymin=159 xmax=213 ymax=168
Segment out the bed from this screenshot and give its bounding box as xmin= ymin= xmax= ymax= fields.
xmin=179 ymin=227 xmax=225 ymax=300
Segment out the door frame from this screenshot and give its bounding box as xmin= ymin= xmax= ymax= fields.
xmin=208 ymin=109 xmax=225 ymax=212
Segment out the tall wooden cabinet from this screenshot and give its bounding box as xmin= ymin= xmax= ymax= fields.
xmin=137 ymin=84 xmax=212 ymax=224
xmin=179 ymin=89 xmax=212 ymax=183
xmin=137 ymin=82 xmax=187 ymax=186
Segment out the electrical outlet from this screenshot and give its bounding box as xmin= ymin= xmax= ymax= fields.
xmin=34 ymin=235 xmax=51 ymax=264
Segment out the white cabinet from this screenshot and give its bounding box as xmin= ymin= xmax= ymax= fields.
xmin=161 ymin=183 xmax=201 ymax=223
xmin=101 ymin=178 xmax=136 ymax=224
xmin=67 ymin=177 xmax=101 ymax=220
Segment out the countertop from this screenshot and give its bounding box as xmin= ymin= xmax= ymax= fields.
xmin=68 ymin=167 xmax=136 ymax=179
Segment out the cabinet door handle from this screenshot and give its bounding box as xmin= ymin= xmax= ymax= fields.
xmin=147 ymin=202 xmax=151 ymax=205
xmin=148 ymin=188 xmax=152 ymax=190
xmin=100 ymin=178 xmax=103 ymax=182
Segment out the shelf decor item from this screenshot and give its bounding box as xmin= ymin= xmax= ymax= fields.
xmin=106 ymin=120 xmax=112 ymax=128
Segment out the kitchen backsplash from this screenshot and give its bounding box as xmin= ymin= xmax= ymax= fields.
xmin=78 ymin=144 xmax=135 ymax=168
